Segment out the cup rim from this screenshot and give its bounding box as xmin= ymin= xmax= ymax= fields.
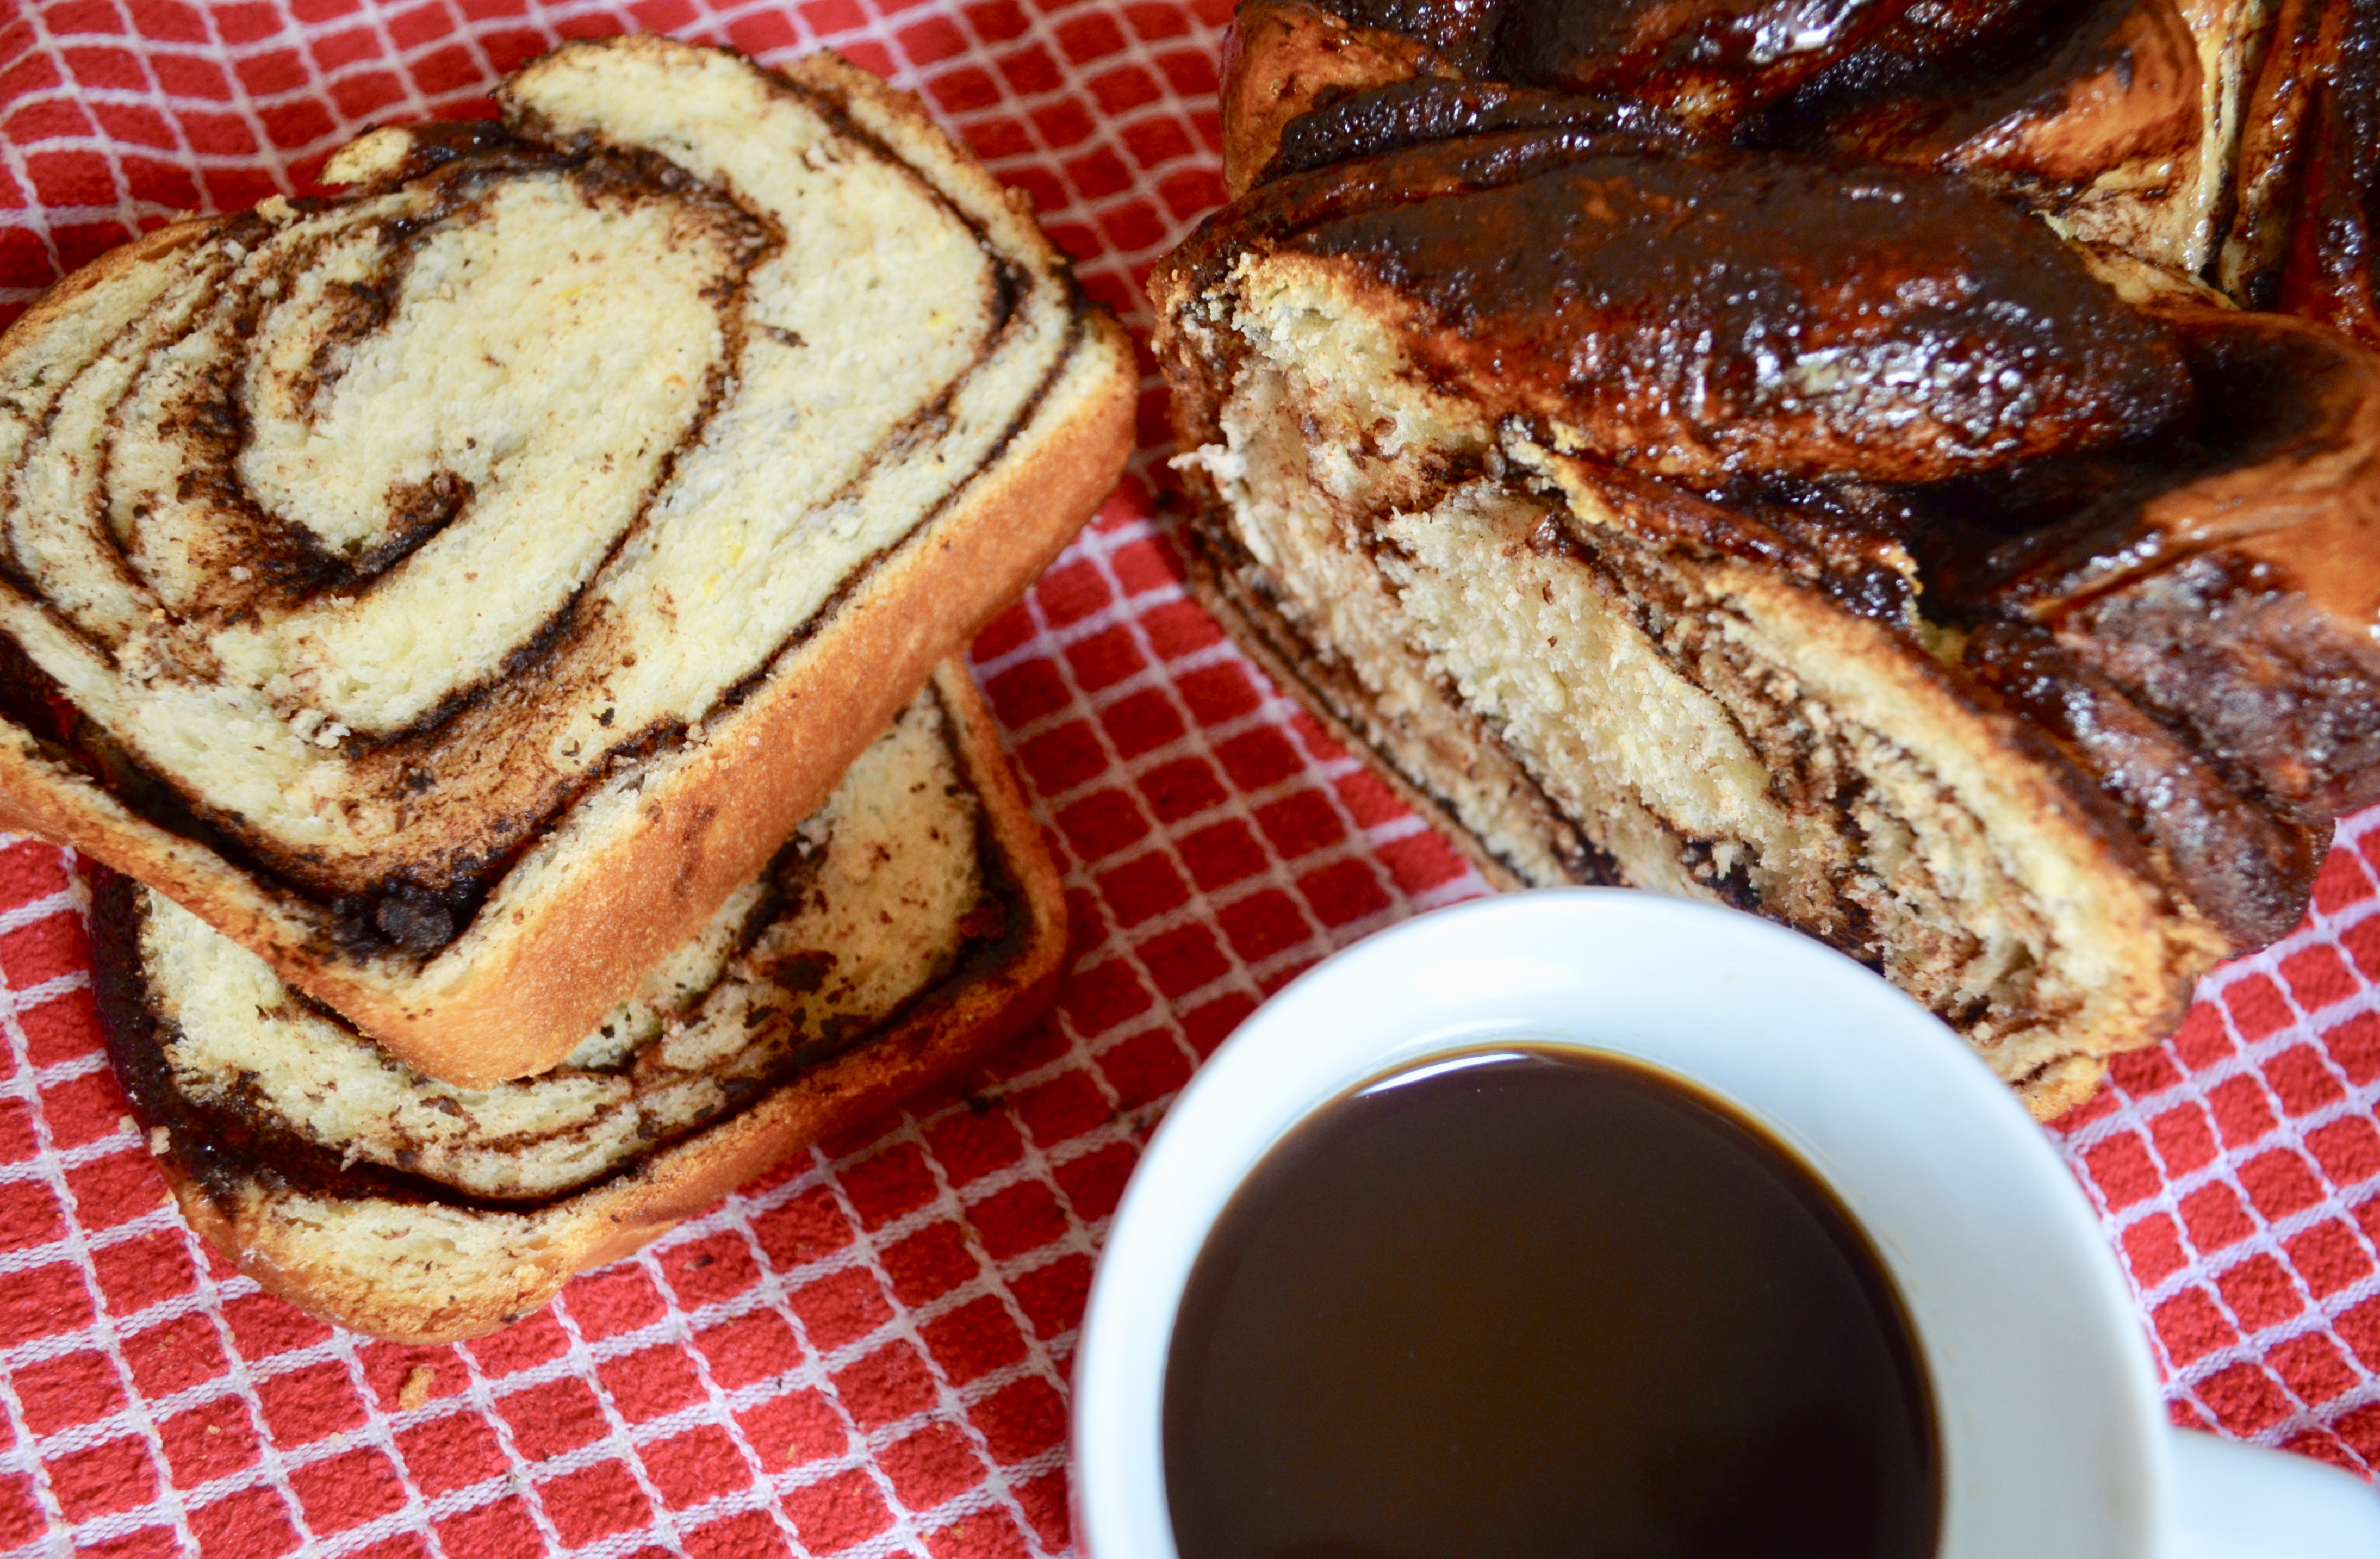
xmin=1071 ymin=888 xmax=2171 ymax=1559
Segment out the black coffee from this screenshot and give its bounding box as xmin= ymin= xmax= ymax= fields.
xmin=1162 ymin=1048 xmax=1938 ymax=1559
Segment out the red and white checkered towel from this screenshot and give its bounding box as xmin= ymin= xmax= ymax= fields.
xmin=0 ymin=2 xmax=2376 ymax=1551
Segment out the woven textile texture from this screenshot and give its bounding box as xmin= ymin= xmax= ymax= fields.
xmin=2 ymin=0 xmax=2379 ymax=1552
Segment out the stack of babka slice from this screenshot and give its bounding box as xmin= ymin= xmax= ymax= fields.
xmin=0 ymin=36 xmax=1130 ymax=1334
xmin=98 ymin=666 xmax=1065 ymax=1341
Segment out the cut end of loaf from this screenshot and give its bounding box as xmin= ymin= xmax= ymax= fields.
xmin=1164 ymin=252 xmax=2225 ymax=1114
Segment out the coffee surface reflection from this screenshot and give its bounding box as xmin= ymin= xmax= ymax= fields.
xmin=1161 ymin=1048 xmax=1940 ymax=1559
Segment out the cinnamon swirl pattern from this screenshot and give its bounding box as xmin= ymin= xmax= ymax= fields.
xmin=2 ymin=40 xmax=1069 ymax=942
xmin=109 ymin=683 xmax=1001 ymax=1203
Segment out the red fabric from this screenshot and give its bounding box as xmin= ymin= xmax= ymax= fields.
xmin=0 ymin=0 xmax=2376 ymax=1549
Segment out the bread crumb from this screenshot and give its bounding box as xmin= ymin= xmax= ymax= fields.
xmin=399 ymin=1365 xmax=436 ymax=1411
xmin=148 ymin=1127 xmax=171 ymax=1157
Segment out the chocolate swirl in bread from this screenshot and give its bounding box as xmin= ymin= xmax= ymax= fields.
xmin=1154 ymin=121 xmax=2380 ymax=1114
xmin=0 ymin=38 xmax=1133 ymax=1084
xmin=94 ymin=665 xmax=1067 ymax=1342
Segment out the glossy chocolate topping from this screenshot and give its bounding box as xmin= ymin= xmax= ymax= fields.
xmin=1290 ymin=144 xmax=2194 ymax=481
xmin=1760 ymin=0 xmax=2201 ymax=185
xmin=1312 ymin=0 xmax=1922 ymax=125
xmin=1489 ymin=0 xmax=1909 ymax=129
xmin=1322 ymin=0 xmax=1510 ymax=71
xmin=1924 ymin=307 xmax=2380 ymax=620
xmin=1782 ymin=0 xmax=2058 ymax=72
xmin=1261 ymin=0 xmax=2214 ymax=209
xmin=1265 ymin=77 xmax=1688 ymax=181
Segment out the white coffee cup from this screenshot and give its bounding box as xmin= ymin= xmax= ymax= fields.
xmin=1073 ymin=890 xmax=2380 ymax=1558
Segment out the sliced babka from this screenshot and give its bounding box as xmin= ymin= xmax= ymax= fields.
xmin=0 ymin=37 xmax=1132 ymax=1085
xmin=1152 ymin=122 xmax=2380 ymax=1115
xmin=94 ymin=664 xmax=1066 ymax=1343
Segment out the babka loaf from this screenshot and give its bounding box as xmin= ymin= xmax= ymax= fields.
xmin=0 ymin=36 xmax=1133 ymax=1086
xmin=1217 ymin=0 xmax=2275 ymax=275
xmin=94 ymin=664 xmax=1066 ymax=1342
xmin=1153 ymin=102 xmax=2380 ymax=1114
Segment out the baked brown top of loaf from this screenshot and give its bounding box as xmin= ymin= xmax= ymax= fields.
xmin=91 ymin=663 xmax=1068 ymax=1339
xmin=1272 ymin=142 xmax=2194 ymax=482
xmin=1164 ymin=127 xmax=2380 ymax=943
xmin=2222 ymin=0 xmax=2380 ymax=343
xmin=1220 ymin=0 xmax=2266 ymax=272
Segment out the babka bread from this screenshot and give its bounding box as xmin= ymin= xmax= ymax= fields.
xmin=1153 ymin=102 xmax=2380 ymax=1115
xmin=1216 ymin=0 xmax=2275 ymax=275
xmin=0 ymin=36 xmax=1133 ymax=1086
xmin=94 ymin=663 xmax=1066 ymax=1343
